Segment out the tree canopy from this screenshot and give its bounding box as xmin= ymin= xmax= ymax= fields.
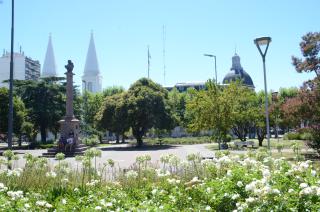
xmin=14 ymin=79 xmax=65 ymax=143
xmin=0 ymin=87 xmax=27 ymax=142
xmin=292 ymin=32 xmax=320 ymax=77
xmin=126 ymin=78 xmax=175 ymax=146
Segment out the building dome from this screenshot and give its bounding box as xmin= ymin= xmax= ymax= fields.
xmin=223 ymin=54 xmax=254 ymax=88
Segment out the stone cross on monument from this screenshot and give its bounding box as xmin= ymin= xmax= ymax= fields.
xmin=59 ymin=60 xmax=80 ymax=146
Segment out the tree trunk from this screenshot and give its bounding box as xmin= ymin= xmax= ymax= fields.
xmin=136 ymin=135 xmax=143 ymax=147
xmin=18 ymin=135 xmax=22 ymax=147
xmin=116 ymin=134 xmax=120 ymax=144
xmin=40 ymin=125 xmax=46 ymax=143
xmin=121 ymin=133 xmax=125 ymax=143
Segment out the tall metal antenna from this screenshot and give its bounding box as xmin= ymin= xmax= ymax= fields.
xmin=162 ymin=25 xmax=166 ymax=85
xmin=147 ymin=45 xmax=151 ymax=78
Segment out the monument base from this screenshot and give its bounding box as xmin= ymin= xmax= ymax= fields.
xmin=59 ymin=115 xmax=80 ymax=145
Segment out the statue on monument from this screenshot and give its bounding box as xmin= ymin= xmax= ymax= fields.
xmin=65 ymin=60 xmax=74 ymax=73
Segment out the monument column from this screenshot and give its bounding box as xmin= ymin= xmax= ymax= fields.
xmin=65 ymin=61 xmax=74 ymax=118
xmin=59 ymin=60 xmax=80 ymax=145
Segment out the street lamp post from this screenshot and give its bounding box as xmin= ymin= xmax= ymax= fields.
xmin=8 ymin=0 xmax=15 ymax=149
xmin=254 ymin=37 xmax=272 ymax=152
xmin=272 ymin=91 xmax=279 ymax=141
xmin=204 ymin=54 xmax=217 ymax=84
xmin=82 ymin=80 xmax=87 ymax=134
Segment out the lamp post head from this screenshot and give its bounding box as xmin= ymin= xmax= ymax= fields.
xmin=254 ymin=37 xmax=272 ymax=46
xmin=254 ymin=37 xmax=271 ymax=58
xmin=204 ymin=54 xmax=214 ymax=58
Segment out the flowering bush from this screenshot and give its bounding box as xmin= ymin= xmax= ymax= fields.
xmin=0 ymin=149 xmax=318 ymax=211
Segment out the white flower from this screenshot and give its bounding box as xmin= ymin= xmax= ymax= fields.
xmin=311 ymin=170 xmax=317 ymax=177
xmin=95 ymin=206 xmax=102 ymax=210
xmin=7 ymin=190 xmax=23 ymax=200
xmin=205 ymin=205 xmax=211 ymax=211
xmin=6 ymin=169 xmax=22 ymax=177
xmin=106 ymin=202 xmax=112 ymax=207
xmin=237 ymin=181 xmax=243 ymax=187
xmin=86 ymin=179 xmax=99 ymax=187
xmin=159 ymin=205 xmax=164 ymax=209
xmin=262 ymin=169 xmax=270 ymax=178
xmin=155 ymin=169 xmax=170 ymax=177
xmin=46 ymin=203 xmax=52 ymax=208
xmin=151 ymin=188 xmax=157 ymax=195
xmin=227 ymin=170 xmax=232 ymax=177
xmin=61 ymin=178 xmax=69 ymax=183
xmin=272 ymin=189 xmax=280 ymax=195
xmin=125 ymin=170 xmax=138 ymax=179
xmin=232 ymin=194 xmax=240 ymax=200
xmin=62 ymin=199 xmax=67 ymax=205
xmin=24 ymin=203 xmax=30 ymax=208
xmin=300 ymin=183 xmax=308 ymax=189
xmin=45 ymin=171 xmax=57 ymax=178
xmin=300 ymin=187 xmax=313 ymax=196
xmin=245 ymin=197 xmax=255 ymax=203
xmin=288 ymin=188 xmax=294 ymax=193
xmin=0 ymin=183 xmax=7 ymax=192
xmin=36 ymin=200 xmax=47 ymax=207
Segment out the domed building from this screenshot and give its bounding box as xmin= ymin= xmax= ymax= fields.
xmin=223 ymin=54 xmax=254 ymax=89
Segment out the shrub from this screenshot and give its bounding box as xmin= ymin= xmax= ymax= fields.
xmin=307 ymin=125 xmax=320 ymax=155
xmin=83 ymin=135 xmax=100 ymax=147
xmin=283 ymin=132 xmax=301 ymax=140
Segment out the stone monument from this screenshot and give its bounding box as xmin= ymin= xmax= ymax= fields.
xmin=59 ymin=60 xmax=80 ymax=146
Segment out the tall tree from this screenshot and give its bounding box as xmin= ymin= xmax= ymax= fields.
xmin=168 ymin=88 xmax=188 ymax=127
xmin=186 ymin=80 xmax=238 ymax=148
xmin=126 ymin=78 xmax=175 ymax=147
xmin=0 ymin=87 xmax=27 ymax=142
xmin=102 ymin=86 xmax=125 ymax=97
xmin=292 ymin=32 xmax=320 ymax=76
xmin=14 ymin=79 xmax=65 ymax=143
xmin=95 ymin=93 xmax=129 ymax=143
xmin=231 ymin=84 xmax=259 ymax=141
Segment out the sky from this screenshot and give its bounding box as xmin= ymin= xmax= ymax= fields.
xmin=0 ymin=0 xmax=319 ymax=92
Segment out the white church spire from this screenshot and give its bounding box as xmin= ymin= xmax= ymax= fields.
xmin=82 ymin=32 xmax=102 ymax=93
xmin=84 ymin=32 xmax=100 ymax=75
xmin=42 ymin=34 xmax=57 ymax=77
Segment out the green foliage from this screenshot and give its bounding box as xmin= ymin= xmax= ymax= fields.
xmin=292 ymin=32 xmax=320 ymax=76
xmin=126 ymin=78 xmax=175 ymax=146
xmin=186 ymin=80 xmax=243 ymax=148
xmin=95 ymin=93 xmax=129 ymax=143
xmin=102 ymin=86 xmax=125 ymax=97
xmin=82 ymin=91 xmax=104 ymax=128
xmin=0 ymin=87 xmax=27 ymax=139
xmin=0 ymin=153 xmax=319 ymax=211
xmin=168 ymin=88 xmax=188 ymax=127
xmin=83 ymin=135 xmax=100 ymax=147
xmin=231 ymin=83 xmax=259 ymax=141
xmin=14 ymin=79 xmax=66 ymax=143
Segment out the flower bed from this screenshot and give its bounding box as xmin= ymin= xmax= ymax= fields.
xmin=0 ymin=149 xmax=319 ymax=211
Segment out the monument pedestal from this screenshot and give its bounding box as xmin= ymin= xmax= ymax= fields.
xmin=59 ymin=116 xmax=80 ymax=145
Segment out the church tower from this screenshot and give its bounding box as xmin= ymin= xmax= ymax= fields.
xmin=82 ymin=32 xmax=102 ymax=93
xmin=42 ymin=34 xmax=57 ymax=77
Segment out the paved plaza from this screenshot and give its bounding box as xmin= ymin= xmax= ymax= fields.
xmin=9 ymin=143 xmax=215 ymax=169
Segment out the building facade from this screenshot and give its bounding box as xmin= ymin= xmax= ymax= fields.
xmin=0 ymin=52 xmax=40 ymax=88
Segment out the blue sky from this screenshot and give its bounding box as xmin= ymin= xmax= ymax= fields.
xmin=0 ymin=0 xmax=319 ymax=92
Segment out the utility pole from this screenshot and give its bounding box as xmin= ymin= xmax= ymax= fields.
xmin=8 ymin=0 xmax=15 ymax=149
xmin=147 ymin=45 xmax=150 ymax=78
